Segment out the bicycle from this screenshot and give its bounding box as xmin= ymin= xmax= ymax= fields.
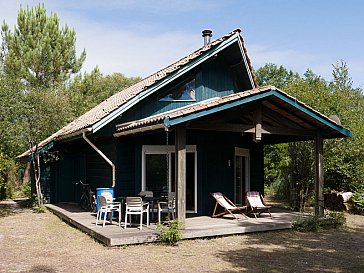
xmin=76 ymin=180 xmax=95 ymax=212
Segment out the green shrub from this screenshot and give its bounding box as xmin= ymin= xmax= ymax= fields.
xmin=350 ymin=190 xmax=364 ymax=215
xmin=31 ymin=193 xmax=46 ymax=213
xmin=33 ymin=205 xmax=47 ymax=213
xmin=292 ymin=215 xmax=320 ymax=232
xmin=21 ymin=182 xmax=31 ymax=198
xmin=292 ymin=212 xmax=346 ymax=232
xmin=157 ymin=219 xmax=183 ymax=245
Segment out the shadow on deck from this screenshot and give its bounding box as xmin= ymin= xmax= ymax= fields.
xmin=46 ymin=203 xmax=300 ymax=246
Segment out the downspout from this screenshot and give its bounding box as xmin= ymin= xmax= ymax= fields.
xmin=82 ymin=132 xmax=116 ymax=187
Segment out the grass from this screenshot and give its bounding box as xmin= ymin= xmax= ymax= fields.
xmin=0 ymin=202 xmax=363 ymax=272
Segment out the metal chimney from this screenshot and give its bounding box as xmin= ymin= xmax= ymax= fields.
xmin=202 ymin=29 xmax=212 ymax=46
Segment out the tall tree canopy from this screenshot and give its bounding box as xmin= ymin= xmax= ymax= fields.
xmin=1 ymin=3 xmax=86 ymax=88
xmin=257 ymin=62 xmax=364 ymax=210
xmin=255 ymin=63 xmax=299 ymax=88
xmin=0 ymin=3 xmax=143 ymax=201
xmin=68 ymin=67 xmax=141 ymax=116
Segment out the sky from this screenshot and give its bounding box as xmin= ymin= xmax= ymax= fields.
xmin=1 ymin=0 xmax=363 ymax=88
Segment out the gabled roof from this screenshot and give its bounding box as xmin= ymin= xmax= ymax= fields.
xmin=19 ymin=29 xmax=256 ymax=158
xmin=114 ymin=86 xmax=352 ymax=140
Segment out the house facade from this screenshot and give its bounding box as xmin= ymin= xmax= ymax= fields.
xmin=21 ymin=29 xmax=351 ymax=221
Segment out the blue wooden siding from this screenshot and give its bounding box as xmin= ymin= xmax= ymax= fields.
xmin=199 ymin=60 xmax=238 ymax=100
xmin=55 ymin=153 xmax=86 ymax=202
xmin=41 ymin=138 xmax=115 ymax=203
xmin=85 ymin=138 xmax=116 ymax=190
xmin=40 ymin=161 xmax=56 ymax=203
xmin=120 ymin=57 xmax=238 ymax=123
xmin=115 ymin=140 xmax=136 ymax=197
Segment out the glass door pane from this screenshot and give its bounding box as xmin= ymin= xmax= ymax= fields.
xmin=186 ymin=152 xmax=195 ymax=211
xmin=235 ymin=156 xmax=246 ymax=205
xmin=145 ymin=154 xmax=168 ymax=198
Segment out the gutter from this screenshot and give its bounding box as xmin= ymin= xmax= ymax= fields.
xmin=82 ymin=132 xmax=116 ymax=187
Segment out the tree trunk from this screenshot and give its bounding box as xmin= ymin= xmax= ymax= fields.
xmin=22 ymin=162 xmax=31 ymax=185
xmin=30 ymin=144 xmax=43 ymax=207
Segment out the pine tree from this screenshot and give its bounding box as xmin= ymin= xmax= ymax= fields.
xmin=1 ymin=3 xmax=86 ymax=89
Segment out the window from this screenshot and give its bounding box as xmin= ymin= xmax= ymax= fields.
xmin=160 ymin=78 xmax=196 ymax=102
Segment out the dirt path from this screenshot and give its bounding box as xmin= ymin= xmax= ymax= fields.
xmin=0 ymin=203 xmax=363 ymax=273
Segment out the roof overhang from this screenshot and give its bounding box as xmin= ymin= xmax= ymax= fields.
xmin=114 ymin=86 xmax=352 ymax=143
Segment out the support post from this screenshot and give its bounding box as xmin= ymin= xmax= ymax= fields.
xmin=315 ymin=132 xmax=324 ymax=217
xmin=175 ymin=126 xmax=186 ymax=225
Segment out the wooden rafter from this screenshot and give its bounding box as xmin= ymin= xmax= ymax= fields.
xmin=262 ymin=104 xmax=307 ymax=130
xmin=263 ymin=100 xmax=317 ymax=129
xmin=188 ymin=122 xmax=316 ymax=136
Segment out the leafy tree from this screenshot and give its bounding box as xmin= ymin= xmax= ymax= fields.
xmin=0 ymin=74 xmax=24 ymax=198
xmin=0 ymin=152 xmax=8 ymax=200
xmin=1 ymin=3 xmax=86 ymax=89
xmin=285 ymin=141 xmax=315 ymax=211
xmin=263 ymin=144 xmax=288 ymax=187
xmin=0 ymin=74 xmax=25 ymax=157
xmin=255 ymin=63 xmax=299 ymax=88
xmin=68 ymin=67 xmax=141 ymax=116
xmin=324 ymin=61 xmax=364 ymax=191
xmin=22 ymin=87 xmax=73 ymax=207
xmin=0 ymin=3 xmax=85 ymax=202
xmin=258 ymin=62 xmax=363 ymax=210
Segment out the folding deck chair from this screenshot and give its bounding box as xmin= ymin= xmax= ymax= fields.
xmin=210 ymin=192 xmax=247 ymax=220
xmin=246 ymin=191 xmax=272 ymax=218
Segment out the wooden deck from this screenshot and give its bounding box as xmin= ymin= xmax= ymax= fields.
xmin=46 ymin=203 xmax=299 ymax=246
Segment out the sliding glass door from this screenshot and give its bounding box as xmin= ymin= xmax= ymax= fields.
xmin=142 ymin=145 xmax=197 ymax=213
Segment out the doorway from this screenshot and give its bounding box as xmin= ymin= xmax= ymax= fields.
xmin=234 ymin=147 xmax=250 ymax=206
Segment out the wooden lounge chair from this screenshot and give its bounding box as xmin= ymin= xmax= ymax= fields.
xmin=246 ymin=191 xmax=272 ymax=218
xmin=210 ymin=192 xmax=246 ymax=220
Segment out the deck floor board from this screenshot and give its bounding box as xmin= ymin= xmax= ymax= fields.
xmin=46 ymin=203 xmax=299 ymax=246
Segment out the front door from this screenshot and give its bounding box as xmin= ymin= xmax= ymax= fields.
xmin=234 ymin=148 xmax=250 ymax=206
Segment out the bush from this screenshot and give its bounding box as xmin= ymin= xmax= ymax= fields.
xmin=20 ymin=182 xmax=31 ymax=198
xmin=292 ymin=212 xmax=346 ymax=232
xmin=157 ymin=219 xmax=183 ymax=245
xmin=31 ymin=193 xmax=47 ymax=213
xmin=349 ymin=190 xmax=364 ymax=215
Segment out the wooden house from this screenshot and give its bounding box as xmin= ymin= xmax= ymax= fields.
xmin=20 ymin=29 xmax=351 ymax=223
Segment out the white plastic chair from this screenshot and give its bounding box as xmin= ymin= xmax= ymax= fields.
xmin=101 ymin=191 xmax=115 ymax=202
xmin=100 ymin=191 xmax=120 ymax=210
xmin=96 ymin=195 xmax=121 ymax=227
xmin=124 ymin=197 xmax=149 ymax=230
xmin=158 ymin=192 xmax=176 ymax=223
